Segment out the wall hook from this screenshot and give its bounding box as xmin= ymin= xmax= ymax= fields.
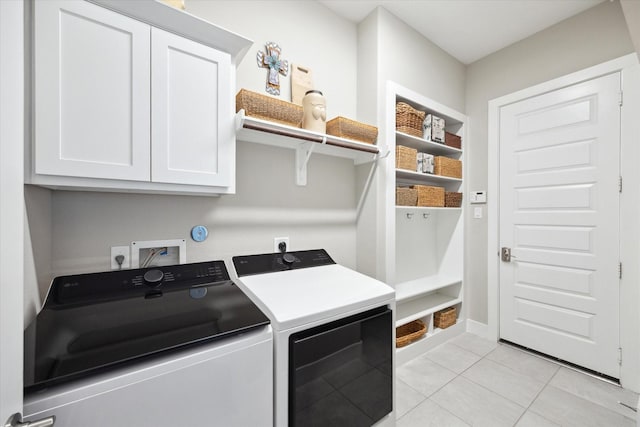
xmin=406 ymin=213 xmax=414 ymax=219
xmin=423 ymin=213 xmax=430 ymax=219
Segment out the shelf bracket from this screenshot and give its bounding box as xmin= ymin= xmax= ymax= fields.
xmin=296 ymin=142 xmax=315 ymax=186
xmin=355 ymin=148 xmax=391 ymax=221
xmin=355 ymin=157 xmax=380 ymax=221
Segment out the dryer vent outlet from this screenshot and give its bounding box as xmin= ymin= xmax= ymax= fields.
xmin=274 ymin=237 xmax=289 ymax=253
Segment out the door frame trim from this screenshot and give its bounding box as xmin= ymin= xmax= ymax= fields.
xmin=0 ymin=0 xmax=25 ymax=421
xmin=487 ymin=53 xmax=640 ymax=391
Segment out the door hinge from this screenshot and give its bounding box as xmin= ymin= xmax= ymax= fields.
xmin=618 ymin=347 xmax=622 ymax=366
xmin=619 ymin=91 xmax=623 ymax=107
xmin=619 ymin=176 xmax=622 ymax=193
xmin=619 ymin=262 xmax=622 ymax=279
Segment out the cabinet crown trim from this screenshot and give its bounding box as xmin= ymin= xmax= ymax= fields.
xmin=88 ymin=0 xmax=253 ymax=63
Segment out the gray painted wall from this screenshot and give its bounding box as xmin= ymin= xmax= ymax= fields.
xmin=464 ymin=0 xmax=634 ymax=323
xmin=355 ymin=8 xmax=466 ymax=280
xmin=376 ymin=8 xmax=466 ymax=114
xmin=621 ymin=0 xmax=640 ymax=58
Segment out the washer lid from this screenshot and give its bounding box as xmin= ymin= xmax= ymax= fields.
xmin=234 ymin=251 xmax=394 ymax=330
xmin=24 ymin=261 xmax=269 ymax=393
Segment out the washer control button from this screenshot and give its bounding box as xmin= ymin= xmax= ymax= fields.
xmin=143 ymin=269 xmax=164 ymax=285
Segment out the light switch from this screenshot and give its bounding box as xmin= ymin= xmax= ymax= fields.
xmin=474 ymin=207 xmax=483 ymax=219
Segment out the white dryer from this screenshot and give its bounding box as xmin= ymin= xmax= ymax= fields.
xmin=233 ymin=249 xmax=396 ymax=427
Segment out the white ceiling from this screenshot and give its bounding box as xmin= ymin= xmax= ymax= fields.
xmin=318 ymin=0 xmax=606 ymax=64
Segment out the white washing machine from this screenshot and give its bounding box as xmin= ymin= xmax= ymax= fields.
xmin=233 ymin=249 xmax=396 ymax=427
xmin=23 ymin=261 xmax=273 ymax=427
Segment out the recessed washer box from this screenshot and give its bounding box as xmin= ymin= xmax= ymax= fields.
xmin=131 ymin=239 xmax=186 ymax=268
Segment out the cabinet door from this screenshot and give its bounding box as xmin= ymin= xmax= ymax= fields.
xmin=151 ymin=28 xmax=233 ymax=187
xmin=34 ymin=0 xmax=151 ymax=181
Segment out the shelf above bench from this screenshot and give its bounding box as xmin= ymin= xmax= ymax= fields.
xmin=396 ymin=131 xmax=462 ymax=156
xmin=396 ymin=169 xmax=462 ymax=186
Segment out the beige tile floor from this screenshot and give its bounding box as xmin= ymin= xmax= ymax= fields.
xmin=396 ymin=333 xmax=639 ymax=427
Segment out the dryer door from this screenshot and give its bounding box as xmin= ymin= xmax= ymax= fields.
xmin=289 ymin=306 xmax=392 ymax=427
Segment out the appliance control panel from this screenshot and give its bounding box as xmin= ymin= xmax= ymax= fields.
xmin=233 ymin=249 xmax=335 ymax=277
xmin=50 ymin=261 xmax=231 ymax=306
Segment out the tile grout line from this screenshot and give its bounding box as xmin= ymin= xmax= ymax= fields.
xmin=448 ymin=341 xmax=552 ymax=426
xmin=510 ymin=376 xmax=559 ymax=426
xmin=428 ymin=342 xmax=528 ymax=426
xmin=396 ymin=343 xmax=482 ymax=424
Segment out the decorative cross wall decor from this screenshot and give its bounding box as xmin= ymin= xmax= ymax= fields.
xmin=257 ymin=42 xmax=288 ymax=96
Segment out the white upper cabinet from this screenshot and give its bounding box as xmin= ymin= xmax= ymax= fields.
xmin=34 ymin=0 xmax=151 ymax=181
xmin=151 ymin=28 xmax=232 ymax=187
xmin=29 ymin=0 xmax=250 ymax=195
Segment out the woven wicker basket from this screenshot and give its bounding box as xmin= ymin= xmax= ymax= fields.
xmin=434 ymin=156 xmax=462 ymax=179
xmin=236 ymin=89 xmax=303 ymax=127
xmin=396 ymin=102 xmax=426 ymax=137
xmin=413 ymin=185 xmax=444 ymax=207
xmin=396 ymin=187 xmax=418 ymax=206
xmin=445 ymin=132 xmax=462 ymax=149
xmin=396 ymin=145 xmax=417 ymax=171
xmin=445 ymin=192 xmax=463 ymax=208
xmin=434 ymin=307 xmax=457 ymax=329
xmin=326 ymin=116 xmax=378 ymax=144
xmin=396 ymin=319 xmax=426 ymax=348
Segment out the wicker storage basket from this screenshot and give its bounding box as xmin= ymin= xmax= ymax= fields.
xmin=326 ymin=116 xmax=378 ymax=144
xmin=236 ymin=89 xmax=303 ymax=127
xmin=445 ymin=132 xmax=462 ymax=149
xmin=434 ymin=156 xmax=462 ymax=179
xmin=445 ymin=192 xmax=463 ymax=208
xmin=396 ymin=102 xmax=426 ymax=137
xmin=396 ymin=187 xmax=418 ymax=206
xmin=396 ymin=319 xmax=426 ymax=348
xmin=434 ymin=307 xmax=457 ymax=329
xmin=396 ymin=145 xmax=417 ymax=171
xmin=413 ymin=185 xmax=444 ymax=207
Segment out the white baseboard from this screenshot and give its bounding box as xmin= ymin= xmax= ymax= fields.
xmin=466 ymin=319 xmax=489 ymax=338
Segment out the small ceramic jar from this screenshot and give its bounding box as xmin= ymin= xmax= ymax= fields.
xmin=301 ymin=90 xmax=326 ymax=133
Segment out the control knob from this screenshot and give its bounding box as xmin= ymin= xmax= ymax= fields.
xmin=143 ymin=269 xmax=164 ymax=286
xmin=282 ymin=253 xmax=296 ymax=265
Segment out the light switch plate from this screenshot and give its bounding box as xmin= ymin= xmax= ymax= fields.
xmin=474 ymin=207 xmax=483 ymax=219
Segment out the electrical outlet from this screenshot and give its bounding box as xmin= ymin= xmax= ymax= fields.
xmin=111 ymin=246 xmax=130 ymax=270
xmin=274 ymin=237 xmax=290 ymax=253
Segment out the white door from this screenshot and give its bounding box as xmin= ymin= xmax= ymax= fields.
xmin=151 ymin=27 xmax=233 ymax=187
xmin=1 ymin=0 xmax=25 ymax=424
xmin=34 ymin=0 xmax=151 ymax=181
xmin=499 ymin=72 xmax=621 ymax=378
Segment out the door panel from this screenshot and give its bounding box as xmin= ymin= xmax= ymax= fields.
xmin=151 ymin=28 xmax=232 ymax=187
xmin=499 ymin=72 xmax=621 ymax=378
xmin=34 ymin=0 xmax=150 ymax=181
